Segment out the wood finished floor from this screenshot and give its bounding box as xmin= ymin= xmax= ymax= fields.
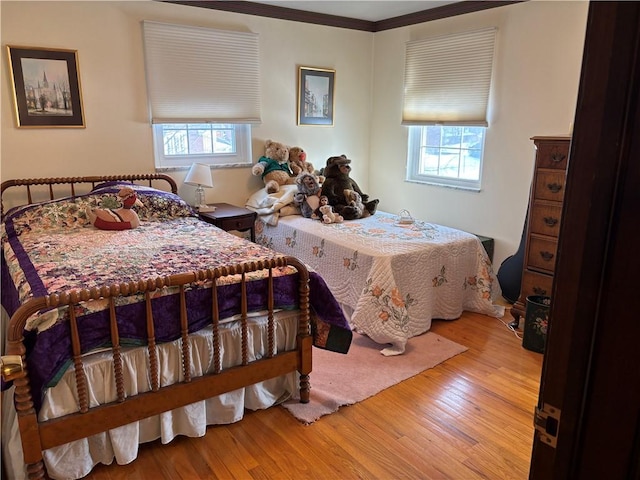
xmin=86 ymin=307 xmax=543 ymax=480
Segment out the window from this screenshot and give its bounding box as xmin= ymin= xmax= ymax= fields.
xmin=407 ymin=125 xmax=485 ymax=190
xmin=403 ymin=28 xmax=496 ymax=189
xmin=142 ymin=21 xmax=260 ymax=169
xmin=153 ymin=124 xmax=251 ymax=169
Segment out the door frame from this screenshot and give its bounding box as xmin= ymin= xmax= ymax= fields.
xmin=529 ymin=2 xmax=640 ymax=478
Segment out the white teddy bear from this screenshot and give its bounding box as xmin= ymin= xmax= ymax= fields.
xmin=319 ymin=204 xmax=344 ymax=224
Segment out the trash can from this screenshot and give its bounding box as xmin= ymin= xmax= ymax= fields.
xmin=522 ymin=295 xmax=551 ymax=353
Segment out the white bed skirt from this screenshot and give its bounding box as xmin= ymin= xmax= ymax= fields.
xmin=2 ymin=311 xmax=301 ymax=480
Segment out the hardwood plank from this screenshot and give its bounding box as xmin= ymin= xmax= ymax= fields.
xmin=82 ymin=307 xmax=542 ymax=479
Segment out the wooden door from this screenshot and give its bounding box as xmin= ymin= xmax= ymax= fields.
xmin=529 ymin=2 xmax=640 ymax=478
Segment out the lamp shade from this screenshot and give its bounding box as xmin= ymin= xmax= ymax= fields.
xmin=184 ymin=163 xmax=213 ymax=188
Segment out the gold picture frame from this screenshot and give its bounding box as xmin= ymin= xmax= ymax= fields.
xmin=297 ymin=66 xmax=335 ymax=126
xmin=7 ymin=45 xmax=85 ymax=128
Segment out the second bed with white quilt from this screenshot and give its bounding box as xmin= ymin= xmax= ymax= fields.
xmin=253 ymin=204 xmax=505 ymax=355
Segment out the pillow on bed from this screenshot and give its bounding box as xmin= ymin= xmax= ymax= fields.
xmin=90 ymin=184 xmax=196 ymax=221
xmin=3 ymin=196 xmax=101 ymax=235
xmin=3 ymin=186 xmax=196 ymax=235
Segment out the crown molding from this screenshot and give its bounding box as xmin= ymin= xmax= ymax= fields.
xmin=375 ymin=1 xmax=524 ymax=31
xmin=159 ymin=1 xmax=526 ymax=32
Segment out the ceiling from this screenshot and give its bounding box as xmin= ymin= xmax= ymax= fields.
xmin=248 ymin=1 xmax=461 ymax=22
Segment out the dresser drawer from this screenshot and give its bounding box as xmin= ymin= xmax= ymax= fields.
xmin=218 ymin=215 xmax=255 ymax=232
xmin=535 ymin=141 xmax=569 ymax=170
xmin=521 ymin=270 xmax=554 ymax=298
xmin=530 ymin=201 xmax=562 ymax=237
xmin=527 ymin=235 xmax=558 ymax=273
xmin=534 ymin=170 xmax=566 ymax=202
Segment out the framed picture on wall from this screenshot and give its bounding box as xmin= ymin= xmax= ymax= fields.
xmin=297 ymin=66 xmax=335 ymax=126
xmin=7 ymin=45 xmax=85 ymax=128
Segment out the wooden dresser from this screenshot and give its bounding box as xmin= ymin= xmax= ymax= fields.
xmin=511 ymin=135 xmax=570 ymax=323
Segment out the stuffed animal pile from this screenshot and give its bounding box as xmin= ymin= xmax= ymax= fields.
xmin=321 ymin=155 xmax=379 ymax=220
xmin=86 ymin=186 xmax=143 ymax=230
xmin=251 ymin=142 xmax=376 ymax=223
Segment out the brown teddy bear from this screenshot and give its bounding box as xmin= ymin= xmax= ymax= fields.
xmin=252 ymin=139 xmax=296 ymax=193
xmin=289 ymin=146 xmax=325 ymax=183
xmin=321 ymin=155 xmax=379 ymax=220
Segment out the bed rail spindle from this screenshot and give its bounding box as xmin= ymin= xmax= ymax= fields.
xmin=68 ymin=298 xmax=89 ymax=413
xmin=211 ymin=276 xmax=221 ymax=374
xmin=108 ymin=297 xmax=125 ymax=402
xmin=241 ymin=270 xmax=248 ymax=366
xmin=179 ymin=285 xmax=191 ymax=382
xmin=145 ymin=291 xmax=160 ymax=391
xmin=8 ymin=347 xmax=46 ymax=478
xmin=267 ymin=266 xmax=275 ymax=358
xmin=26 ymin=185 xmax=33 ymax=205
xmin=286 ymin=256 xmax=312 ymax=403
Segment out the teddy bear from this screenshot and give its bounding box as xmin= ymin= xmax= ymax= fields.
xmin=252 ymin=139 xmax=296 ymax=193
xmin=320 ymin=154 xmax=379 ymax=220
xmin=343 ymin=189 xmax=370 ymax=218
xmin=293 ymin=172 xmax=323 ymax=219
xmin=316 ymin=195 xmax=330 ymax=220
xmin=319 ymin=204 xmax=343 ymax=224
xmin=289 ymin=146 xmax=325 ymax=184
xmin=86 ymin=187 xmax=143 ymax=230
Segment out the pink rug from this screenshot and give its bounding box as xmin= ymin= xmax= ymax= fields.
xmin=282 ymin=332 xmax=467 ymax=424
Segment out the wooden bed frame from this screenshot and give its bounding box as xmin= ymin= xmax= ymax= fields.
xmin=0 ymin=175 xmax=312 ymax=479
xmin=0 ymin=173 xmax=179 ymax=218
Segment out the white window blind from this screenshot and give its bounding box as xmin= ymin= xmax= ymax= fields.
xmin=402 ymin=27 xmax=497 ymax=126
xmin=142 ymin=21 xmax=261 ymax=124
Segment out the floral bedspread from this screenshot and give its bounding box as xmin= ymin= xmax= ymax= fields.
xmin=1 ymin=184 xmax=351 ymax=406
xmin=257 ymin=211 xmax=505 ymax=355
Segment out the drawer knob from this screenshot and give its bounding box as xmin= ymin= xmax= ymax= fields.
xmin=551 ymin=152 xmax=566 ymax=163
xmin=539 ymin=251 xmax=555 ymax=262
xmin=543 ymin=216 xmax=559 ymax=227
xmin=533 ymin=286 xmax=548 ymax=295
xmin=547 ymin=183 xmax=563 ymax=194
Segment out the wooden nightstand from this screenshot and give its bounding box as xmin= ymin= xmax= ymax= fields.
xmin=198 ymin=203 xmax=257 ymax=242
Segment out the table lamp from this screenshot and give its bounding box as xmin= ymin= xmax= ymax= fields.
xmin=184 ymin=163 xmax=215 ymax=212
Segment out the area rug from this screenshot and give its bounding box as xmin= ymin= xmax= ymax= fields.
xmin=282 ymin=331 xmax=467 ymax=424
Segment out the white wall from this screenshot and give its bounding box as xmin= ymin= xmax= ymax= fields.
xmin=0 ymin=0 xmax=373 ymax=207
xmin=1 ymin=0 xmax=589 ymax=268
xmin=370 ymin=1 xmax=588 ymax=266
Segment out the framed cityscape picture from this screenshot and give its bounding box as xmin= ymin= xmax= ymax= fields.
xmin=297 ymin=66 xmax=335 ymax=126
xmin=7 ymin=45 xmax=85 ymax=128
